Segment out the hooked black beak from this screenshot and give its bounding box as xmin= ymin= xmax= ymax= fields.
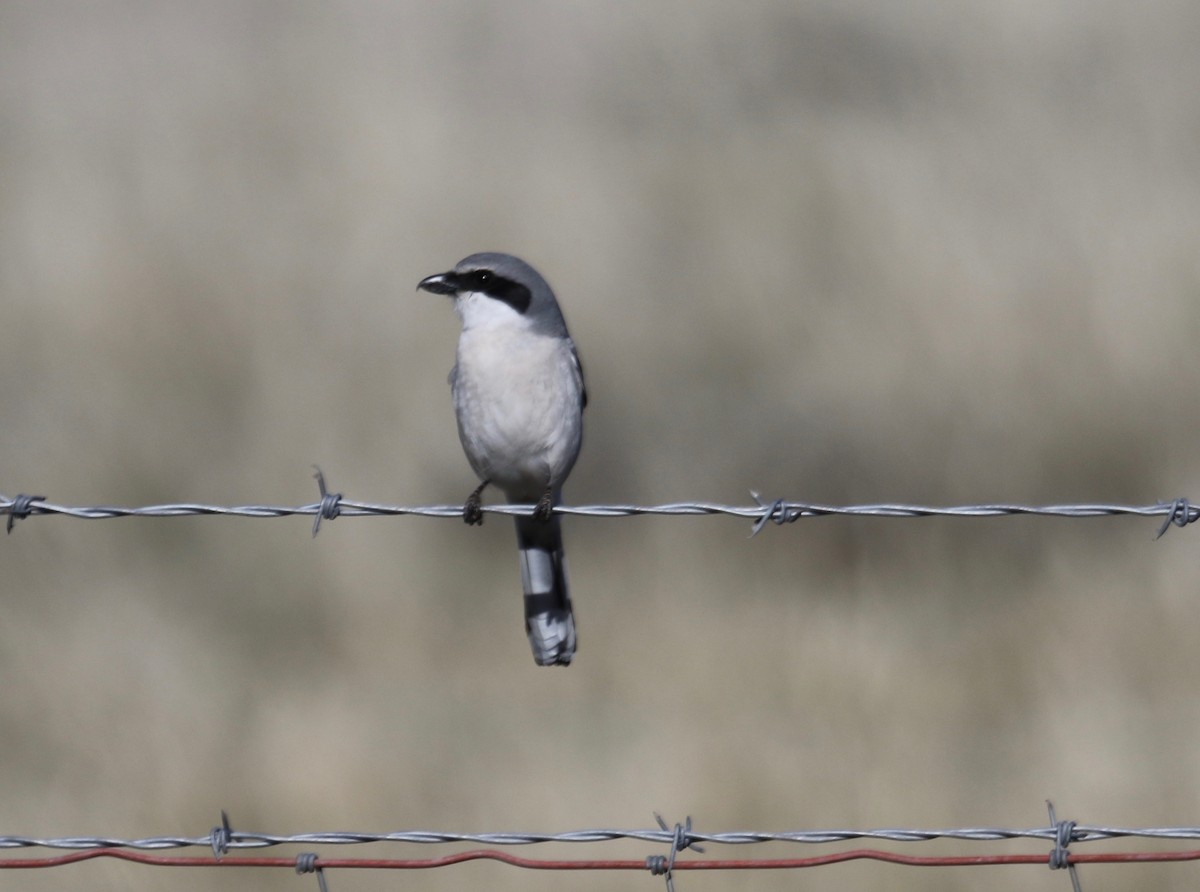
xmin=417 ymin=272 xmax=459 ymax=296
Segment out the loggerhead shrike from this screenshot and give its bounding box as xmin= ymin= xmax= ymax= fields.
xmin=418 ymin=253 xmax=585 ymax=666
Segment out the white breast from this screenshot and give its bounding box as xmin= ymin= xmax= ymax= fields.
xmin=452 ymin=323 xmax=583 ymax=500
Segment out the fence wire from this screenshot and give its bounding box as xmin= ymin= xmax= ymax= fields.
xmin=7 ymin=822 xmax=1200 ymax=850
xmin=2 ymin=811 xmax=1200 ymax=886
xmin=2 ymin=474 xmax=1197 ymax=538
xmin=4 ymin=478 xmax=1196 ymax=888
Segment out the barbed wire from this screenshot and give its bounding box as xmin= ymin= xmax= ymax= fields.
xmin=2 ymin=471 xmax=1196 ymax=538
xmin=5 ymin=475 xmax=1195 ymax=891
xmin=3 ymin=809 xmax=1200 ymax=887
xmin=7 ymin=821 xmax=1200 ymax=851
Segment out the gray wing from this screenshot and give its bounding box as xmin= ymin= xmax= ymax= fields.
xmin=568 ymin=339 xmax=587 ymax=410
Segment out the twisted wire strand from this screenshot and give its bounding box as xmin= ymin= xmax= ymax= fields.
xmin=1 ymin=494 xmax=1195 ymax=527
xmin=4 ymin=824 xmax=1200 ymax=851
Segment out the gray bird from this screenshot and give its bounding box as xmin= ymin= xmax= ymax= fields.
xmin=418 ymin=253 xmax=586 ymax=666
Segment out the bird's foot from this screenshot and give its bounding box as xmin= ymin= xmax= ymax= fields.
xmin=463 ymin=481 xmax=489 ymax=526
xmin=532 ymin=489 xmax=555 ymax=522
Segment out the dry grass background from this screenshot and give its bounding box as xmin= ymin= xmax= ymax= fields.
xmin=2 ymin=2 xmax=1200 ymax=890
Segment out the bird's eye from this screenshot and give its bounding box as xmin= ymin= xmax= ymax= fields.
xmin=470 ymin=270 xmax=493 ymax=287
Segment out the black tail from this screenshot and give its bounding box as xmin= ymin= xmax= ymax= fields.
xmin=514 ymin=514 xmax=576 ymax=666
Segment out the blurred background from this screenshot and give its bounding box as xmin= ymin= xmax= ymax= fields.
xmin=2 ymin=2 xmax=1200 ymax=890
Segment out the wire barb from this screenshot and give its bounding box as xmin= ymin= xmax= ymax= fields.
xmin=4 ymin=493 xmax=45 ymax=534
xmin=1154 ymin=497 xmax=1196 ymax=539
xmin=310 ymin=467 xmax=343 ymax=537
xmin=1047 ymin=801 xmax=1083 ymax=892
xmin=749 ymin=491 xmax=801 ymax=537
xmin=210 ymin=811 xmax=233 ymax=860
xmin=646 ymin=815 xmax=704 ymax=892
xmin=295 ymin=853 xmax=330 ymax=892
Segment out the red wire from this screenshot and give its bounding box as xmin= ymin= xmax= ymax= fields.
xmin=2 ymin=848 xmax=1200 ymax=870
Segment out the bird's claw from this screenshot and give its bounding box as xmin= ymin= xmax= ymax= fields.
xmin=532 ymin=490 xmax=554 ymax=522
xmin=463 ymin=493 xmax=484 ymax=525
